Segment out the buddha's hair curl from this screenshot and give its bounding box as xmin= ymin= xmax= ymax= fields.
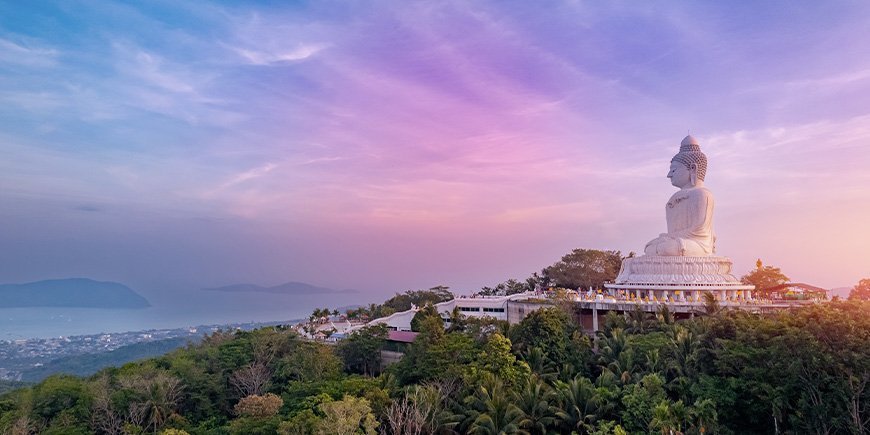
xmin=671 ymin=142 xmax=707 ymax=181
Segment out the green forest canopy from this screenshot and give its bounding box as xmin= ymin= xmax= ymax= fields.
xmin=1 ymin=295 xmax=868 ymax=434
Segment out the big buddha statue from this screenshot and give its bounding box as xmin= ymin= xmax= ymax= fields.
xmin=606 ymin=135 xmax=754 ymax=301
xmin=643 ymin=135 xmax=714 ymax=256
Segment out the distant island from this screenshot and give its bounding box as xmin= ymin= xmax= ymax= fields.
xmin=203 ymin=281 xmax=357 ymax=295
xmin=0 ymin=278 xmax=150 ymax=309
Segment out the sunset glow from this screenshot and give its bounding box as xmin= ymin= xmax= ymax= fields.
xmin=1 ymin=1 xmax=869 ymax=297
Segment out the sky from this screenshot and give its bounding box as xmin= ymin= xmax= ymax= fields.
xmin=1 ymin=0 xmax=869 ymax=301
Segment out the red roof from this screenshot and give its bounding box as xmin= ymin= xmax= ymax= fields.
xmin=388 ymin=330 xmax=419 ymax=343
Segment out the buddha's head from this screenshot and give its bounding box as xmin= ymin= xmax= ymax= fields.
xmin=669 ymin=135 xmax=707 ymax=188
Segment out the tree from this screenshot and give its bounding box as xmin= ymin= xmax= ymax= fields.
xmin=523 ymin=347 xmax=557 ymax=381
xmin=410 ymin=304 xmax=441 ymax=332
xmin=625 ymin=306 xmax=655 ymax=334
xmin=596 ymin=328 xmax=636 ymax=385
xmin=383 ymin=384 xmax=454 ymax=435
xmin=553 ymin=375 xmax=598 ymax=433
xmin=702 ymin=291 xmax=719 ymax=315
xmin=316 ymin=395 xmax=378 ymax=435
xmin=463 ymin=374 xmax=524 ymax=435
xmin=510 ymin=307 xmax=591 ymax=371
xmin=229 ymin=415 xmax=282 ymax=435
xmin=446 ymin=307 xmax=468 ymax=333
xmin=848 ymin=278 xmax=870 ymax=301
xmin=337 ymin=324 xmax=388 ymax=376
xmin=279 ymin=409 xmax=320 ymax=435
xmin=464 ymin=333 xmax=531 ymax=386
xmin=515 ymin=375 xmax=556 ymax=435
xmin=29 ymin=375 xmax=90 ymax=428
xmin=116 ymin=370 xmax=184 ymax=434
xmin=621 ymin=373 xmax=667 ymax=433
xmin=383 ymin=287 xmax=454 ymax=313
xmin=649 ymin=400 xmax=689 ymax=435
xmin=391 ymin=318 xmax=475 ymax=385
xmin=384 ymin=392 xmax=432 ymax=435
xmin=666 ymin=327 xmax=700 ymax=399
xmin=478 ymin=278 xmax=534 ymax=297
xmin=542 ymin=248 xmax=622 ymax=290
xmin=740 ymin=259 xmax=789 ymax=292
xmin=277 ymin=341 xmax=342 ymax=383
xmin=229 ymin=362 xmax=271 ymax=397
xmin=90 ymin=374 xmax=129 ymax=435
xmin=234 ymin=393 xmax=283 ymax=418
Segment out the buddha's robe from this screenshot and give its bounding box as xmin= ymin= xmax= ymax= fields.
xmin=644 ymin=187 xmax=715 ymax=256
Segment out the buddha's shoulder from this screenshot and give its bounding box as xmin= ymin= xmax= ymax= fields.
xmin=685 ymin=187 xmax=714 ymax=199
xmin=670 ymin=187 xmax=714 ymax=200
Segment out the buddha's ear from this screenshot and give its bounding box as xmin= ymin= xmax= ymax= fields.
xmin=689 ymin=164 xmax=698 ymax=185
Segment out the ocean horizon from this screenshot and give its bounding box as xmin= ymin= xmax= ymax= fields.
xmin=0 ymin=290 xmax=374 ymax=339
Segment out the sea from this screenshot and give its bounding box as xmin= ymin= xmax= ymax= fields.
xmin=0 ymin=289 xmax=374 ymax=340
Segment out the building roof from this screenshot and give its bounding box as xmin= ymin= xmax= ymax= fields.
xmin=387 ymin=330 xmax=419 ymax=343
xmin=763 ymin=283 xmax=828 ymax=293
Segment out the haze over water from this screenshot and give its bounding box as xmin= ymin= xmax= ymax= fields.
xmin=0 ymin=288 xmax=373 ymax=339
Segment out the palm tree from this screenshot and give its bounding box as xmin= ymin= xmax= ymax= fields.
xmin=689 ymin=398 xmax=718 ymax=434
xmin=515 ymin=375 xmax=556 ymax=435
xmin=626 ymin=306 xmax=654 ymax=334
xmin=667 ymin=327 xmax=700 ymax=399
xmin=668 ymin=328 xmax=699 ymax=376
xmin=592 ymin=371 xmax=621 ymax=423
xmin=463 ymin=374 xmax=525 ymax=435
xmin=645 ymin=348 xmax=663 ymax=374
xmin=556 ymin=362 xmax=577 ymax=383
xmin=604 ymin=347 xmax=637 ymax=385
xmin=650 ymin=401 xmax=682 ymax=435
xmin=523 ymin=347 xmax=557 ymax=381
xmin=656 ymin=305 xmax=675 ymax=329
xmin=554 ymin=375 xmax=598 ymax=434
xmin=446 ymin=307 xmax=467 ymax=333
xmin=596 ymin=328 xmax=628 ymax=372
xmin=702 ymin=292 xmax=719 ymax=315
xmin=601 ymin=311 xmax=627 ymax=334
xmin=597 ymin=327 xmax=639 ymax=385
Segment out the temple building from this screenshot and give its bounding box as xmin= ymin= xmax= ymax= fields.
xmin=605 ymin=135 xmax=755 ymax=302
xmin=757 ymin=283 xmax=829 ymax=301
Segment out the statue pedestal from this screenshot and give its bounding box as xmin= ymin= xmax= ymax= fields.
xmin=605 ymin=255 xmax=754 ymax=302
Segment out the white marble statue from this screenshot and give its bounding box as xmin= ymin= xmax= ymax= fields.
xmin=643 ymin=135 xmax=715 ymax=256
xmin=607 ymin=134 xmax=754 ymax=298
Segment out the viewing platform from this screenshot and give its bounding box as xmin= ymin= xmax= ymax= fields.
xmin=507 ymin=290 xmax=826 ymax=332
xmin=356 ymin=288 xmax=828 ymax=335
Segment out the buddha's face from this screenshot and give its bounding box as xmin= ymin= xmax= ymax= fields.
xmin=667 ymin=161 xmax=693 ymax=188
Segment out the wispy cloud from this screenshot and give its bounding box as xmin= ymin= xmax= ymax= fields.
xmin=0 ymin=37 xmax=58 ymax=67
xmin=127 ymin=50 xmax=197 ymax=94
xmin=229 ymin=43 xmax=329 ymax=65
xmin=0 ymin=91 xmax=66 ymax=111
xmin=785 ymin=68 xmax=870 ymax=90
xmin=216 ymin=163 xmax=278 ymax=191
xmin=74 ymin=204 xmax=103 ymax=212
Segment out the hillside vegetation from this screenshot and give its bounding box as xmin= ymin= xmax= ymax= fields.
xmin=0 ymin=299 xmax=867 ymax=434
xmin=20 ymin=337 xmax=194 ymax=383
